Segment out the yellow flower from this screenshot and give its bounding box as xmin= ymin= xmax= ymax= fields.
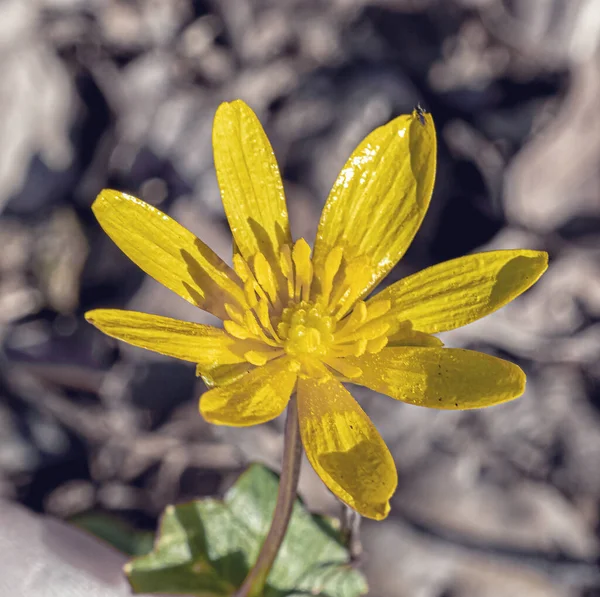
xmin=85 ymin=100 xmax=547 ymax=520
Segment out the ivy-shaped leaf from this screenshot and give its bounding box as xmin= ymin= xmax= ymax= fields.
xmin=126 ymin=464 xmax=368 ymax=597
xmin=72 ymin=512 xmax=154 ymax=556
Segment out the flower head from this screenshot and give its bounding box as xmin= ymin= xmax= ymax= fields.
xmin=86 ymin=100 xmax=547 ymax=520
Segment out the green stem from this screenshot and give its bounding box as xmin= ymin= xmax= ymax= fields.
xmin=235 ymin=394 xmax=303 ymax=597
xmin=340 ymin=504 xmax=362 ymax=562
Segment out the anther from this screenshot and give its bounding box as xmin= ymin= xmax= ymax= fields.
xmin=254 ymin=252 xmax=278 ymax=304
xmin=292 ymin=239 xmax=313 ymax=302
xmin=279 ymin=245 xmax=295 ymax=301
xmin=316 ymin=246 xmax=343 ymax=307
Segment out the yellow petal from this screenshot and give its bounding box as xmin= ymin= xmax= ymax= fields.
xmin=212 ymin=100 xmax=292 ymax=272
xmin=372 ymin=250 xmax=548 ymax=333
xmin=347 ymin=347 xmax=526 ymax=409
xmin=92 ymin=190 xmax=245 ymax=320
xmin=387 ymin=330 xmax=442 ymax=347
xmin=313 ymin=109 xmax=436 ymax=301
xmin=200 ymin=357 xmax=298 ymax=426
xmin=85 ymin=309 xmax=248 ymax=366
xmin=196 ymin=362 xmax=253 ymax=389
xmin=386 ymin=321 xmax=443 ymax=347
xmin=297 ymin=373 xmax=397 ymax=520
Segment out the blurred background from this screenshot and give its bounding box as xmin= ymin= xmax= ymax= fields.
xmin=1 ymin=0 xmax=600 ymax=595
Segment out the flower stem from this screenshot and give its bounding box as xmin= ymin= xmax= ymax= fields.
xmin=340 ymin=504 xmax=362 ymax=562
xmin=235 ymin=394 xmax=303 ymax=597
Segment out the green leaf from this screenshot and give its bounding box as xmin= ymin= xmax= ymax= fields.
xmin=126 ymin=464 xmax=368 ymax=597
xmin=72 ymin=512 xmax=154 ymax=557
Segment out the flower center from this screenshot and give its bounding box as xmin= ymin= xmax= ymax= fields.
xmin=222 ymin=240 xmax=396 ymax=375
xmin=277 ymin=301 xmax=334 ymax=357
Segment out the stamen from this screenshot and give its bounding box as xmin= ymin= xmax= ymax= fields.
xmin=327 ymin=268 xmax=350 ymax=312
xmin=332 ymin=257 xmax=372 ymax=320
xmin=234 ymin=252 xmax=270 ymax=308
xmin=223 ymin=242 xmax=394 ymax=374
xmin=330 ymin=338 xmax=368 ymax=358
xmin=334 ymin=319 xmax=390 ymax=344
xmin=279 ymin=245 xmax=295 ymax=302
xmin=244 ymin=311 xmax=262 ymax=337
xmin=256 ymin=298 xmax=281 ymax=341
xmin=335 ymin=301 xmax=367 ymax=337
xmin=233 ymin=254 xmax=250 ymax=282
xmin=224 ymin=320 xmax=253 ymax=340
xmin=244 ymin=349 xmax=284 ymax=366
xmin=385 ymin=319 xmax=412 ymax=337
xmin=316 ymin=246 xmax=343 ymax=307
xmin=254 ymin=252 xmax=278 ymax=304
xmin=292 ymin=239 xmax=313 ymax=302
xmin=224 ymin=303 xmax=245 ymax=325
xmin=367 ymin=336 xmax=388 ymax=353
xmin=354 ymin=338 xmax=368 ymax=357
xmin=256 ymin=298 xmax=271 ymax=329
xmin=365 ymin=299 xmax=391 ymax=321
xmin=323 ymin=357 xmax=363 ymax=379
xmin=243 ymin=279 xmax=258 ymax=308
xmin=242 ymin=310 xmax=279 ymax=347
